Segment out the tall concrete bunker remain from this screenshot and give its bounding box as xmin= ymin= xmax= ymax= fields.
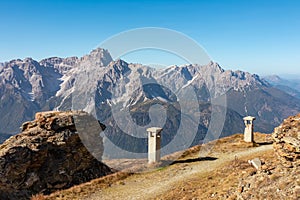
xmin=147 ymin=127 xmax=163 ymax=163
xmin=243 ymin=116 xmax=256 ymax=142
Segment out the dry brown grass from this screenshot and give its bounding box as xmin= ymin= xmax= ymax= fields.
xmin=177 ymin=133 xmax=271 ymax=161
xmin=38 ymin=171 xmax=131 ymax=200
xmin=154 ymin=150 xmax=275 ymax=200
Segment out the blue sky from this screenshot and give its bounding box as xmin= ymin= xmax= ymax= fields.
xmin=0 ymin=0 xmax=299 ymax=76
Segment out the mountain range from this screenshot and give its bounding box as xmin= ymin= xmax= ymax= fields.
xmin=1 ymin=48 xmax=300 ymax=156
xmin=263 ymin=75 xmax=300 ymax=99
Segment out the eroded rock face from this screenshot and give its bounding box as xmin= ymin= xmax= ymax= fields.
xmin=272 ymin=113 xmax=300 ymax=165
xmin=0 ymin=111 xmax=111 ymax=199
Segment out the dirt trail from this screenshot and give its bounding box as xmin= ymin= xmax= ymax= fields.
xmin=87 ymin=145 xmax=272 ymax=200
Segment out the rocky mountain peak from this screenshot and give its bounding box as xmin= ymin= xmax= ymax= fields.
xmin=108 ymin=59 xmax=130 ymax=74
xmin=39 ymin=56 xmax=79 ymax=74
xmin=23 ymin=57 xmax=34 ymax=62
xmin=264 ymin=75 xmax=282 ymax=83
xmin=79 ymin=48 xmax=113 ymax=68
xmin=3 ymin=58 xmax=43 ymax=81
xmin=207 ymin=61 xmax=225 ymax=73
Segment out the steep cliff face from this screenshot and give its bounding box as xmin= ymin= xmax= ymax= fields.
xmin=0 ymin=111 xmax=111 ymax=200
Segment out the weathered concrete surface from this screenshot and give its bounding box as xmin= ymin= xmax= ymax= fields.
xmin=243 ymin=116 xmax=256 ymax=142
xmin=147 ymin=127 xmax=162 ymax=163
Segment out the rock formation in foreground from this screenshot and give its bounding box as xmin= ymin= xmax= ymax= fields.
xmin=273 ymin=113 xmax=300 ymax=166
xmin=0 ymin=111 xmax=111 ymax=200
xmin=235 ymin=113 xmax=300 ymax=199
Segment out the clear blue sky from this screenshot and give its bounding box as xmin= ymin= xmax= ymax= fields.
xmin=0 ymin=0 xmax=299 ymax=76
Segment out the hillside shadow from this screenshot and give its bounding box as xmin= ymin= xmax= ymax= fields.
xmin=170 ymin=156 xmax=218 ymax=165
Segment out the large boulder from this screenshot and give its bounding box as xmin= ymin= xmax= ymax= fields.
xmin=0 ymin=111 xmax=111 ymax=199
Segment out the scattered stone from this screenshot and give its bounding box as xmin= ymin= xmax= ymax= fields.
xmin=248 ymin=158 xmax=262 ymax=170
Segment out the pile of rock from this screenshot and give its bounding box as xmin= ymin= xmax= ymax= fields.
xmin=272 ymin=113 xmax=300 ymax=166
xmin=0 ymin=111 xmax=111 ymax=199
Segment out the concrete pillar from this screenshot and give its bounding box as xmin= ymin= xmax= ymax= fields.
xmin=147 ymin=127 xmax=162 ymax=163
xmin=243 ymin=116 xmax=256 ymax=142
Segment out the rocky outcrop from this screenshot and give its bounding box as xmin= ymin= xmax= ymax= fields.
xmin=0 ymin=111 xmax=111 ymax=200
xmin=233 ymin=113 xmax=300 ymax=199
xmin=272 ymin=113 xmax=300 ymax=165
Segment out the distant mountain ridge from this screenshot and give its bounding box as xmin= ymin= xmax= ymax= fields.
xmin=1 ymin=48 xmax=300 ymax=148
xmin=263 ymin=75 xmax=300 ymax=99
